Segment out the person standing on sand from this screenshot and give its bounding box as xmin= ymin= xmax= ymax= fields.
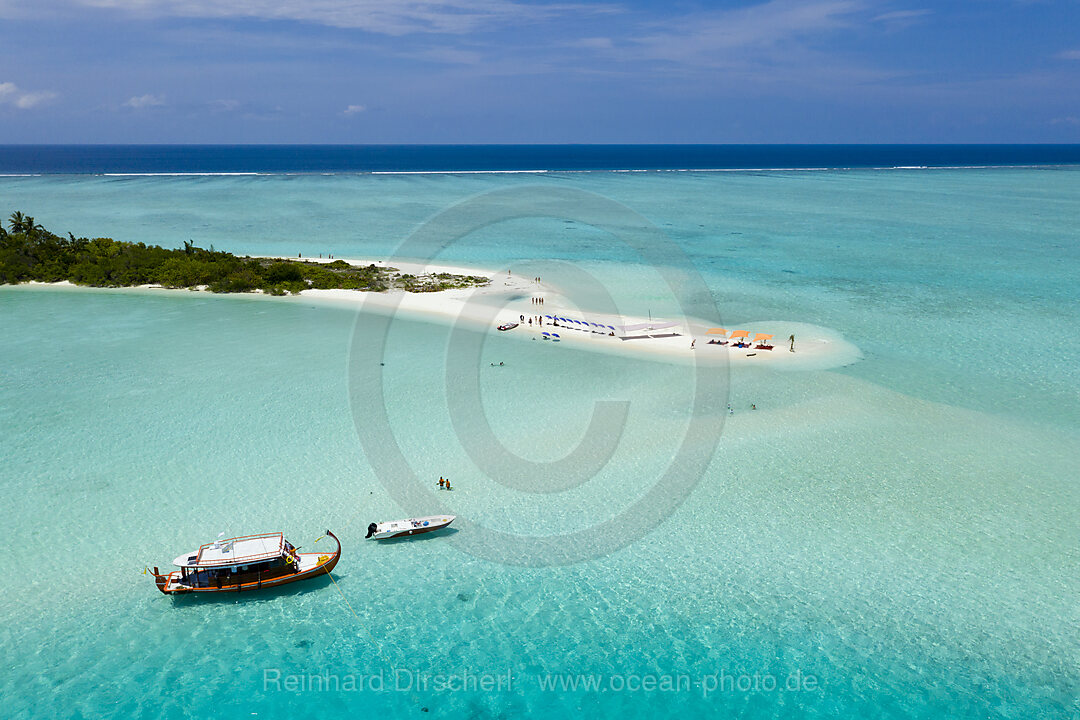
xmin=789 ymin=334 xmax=795 ymax=352
xmin=691 ymin=339 xmax=696 ymax=350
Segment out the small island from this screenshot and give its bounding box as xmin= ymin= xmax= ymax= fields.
xmin=1 ymin=211 xmax=859 ymax=369
xmin=0 ymin=211 xmax=489 ymax=295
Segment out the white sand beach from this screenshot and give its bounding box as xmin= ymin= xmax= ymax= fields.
xmin=23 ymin=256 xmax=861 ymax=370
xmin=290 ymin=255 xmax=862 ymax=370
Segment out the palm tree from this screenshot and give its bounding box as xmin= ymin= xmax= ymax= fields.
xmin=8 ymin=211 xmax=27 ymax=234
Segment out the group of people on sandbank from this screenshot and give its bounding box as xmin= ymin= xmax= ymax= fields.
xmin=521 ymin=314 xmax=548 ymax=328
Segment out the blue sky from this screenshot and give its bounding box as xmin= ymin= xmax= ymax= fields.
xmin=1 ymin=0 xmax=1078 ymax=143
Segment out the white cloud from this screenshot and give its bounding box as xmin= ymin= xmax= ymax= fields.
xmin=209 ymin=99 xmax=240 ymax=112
xmin=0 ymin=81 xmax=57 ymax=108
xmin=343 ymin=104 xmax=366 ymax=115
xmin=872 ymin=9 xmax=931 ymax=23
xmin=15 ymin=92 xmax=57 ymax=108
xmin=123 ymin=93 xmax=165 ymax=108
xmin=1057 ymin=49 xmax=1080 ymax=61
xmin=628 ymin=0 xmax=863 ymax=65
xmin=21 ymin=0 xmax=614 ymax=36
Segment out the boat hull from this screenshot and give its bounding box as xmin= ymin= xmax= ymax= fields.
xmin=372 ymin=524 xmax=447 ymax=540
xmin=368 ymin=515 xmax=455 ymax=540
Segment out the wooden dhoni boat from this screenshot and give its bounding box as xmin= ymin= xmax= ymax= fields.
xmin=151 ymin=530 xmax=340 ymax=595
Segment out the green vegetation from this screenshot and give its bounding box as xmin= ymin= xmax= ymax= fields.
xmin=0 ymin=212 xmax=489 ymax=295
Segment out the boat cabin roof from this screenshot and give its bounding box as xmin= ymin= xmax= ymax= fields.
xmin=172 ymin=532 xmax=286 ymax=568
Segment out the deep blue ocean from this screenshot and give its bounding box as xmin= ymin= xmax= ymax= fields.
xmin=2 ymin=144 xmax=1080 ymax=174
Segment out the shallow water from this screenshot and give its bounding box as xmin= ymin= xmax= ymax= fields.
xmin=1 ymin=168 xmax=1078 ymax=718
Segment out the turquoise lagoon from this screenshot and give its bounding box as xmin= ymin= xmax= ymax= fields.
xmin=1 ymin=168 xmax=1078 ymax=718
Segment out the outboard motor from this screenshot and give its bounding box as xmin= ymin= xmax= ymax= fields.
xmin=365 ymin=522 xmax=378 ymax=539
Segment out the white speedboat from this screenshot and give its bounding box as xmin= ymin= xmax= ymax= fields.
xmin=365 ymin=515 xmax=456 ymax=540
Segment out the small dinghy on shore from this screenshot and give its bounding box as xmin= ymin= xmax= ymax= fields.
xmin=366 ymin=515 xmax=456 ymax=540
xmin=497 ymin=322 xmax=519 ymax=331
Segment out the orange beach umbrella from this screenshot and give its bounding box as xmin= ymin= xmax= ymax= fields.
xmin=753 ymin=333 xmax=773 ymax=343
xmin=706 ymin=328 xmax=728 ymax=335
xmin=728 ymin=330 xmax=750 ymax=339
